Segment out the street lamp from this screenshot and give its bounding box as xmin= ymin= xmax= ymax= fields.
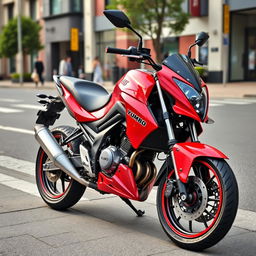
xmin=17 ymin=0 xmax=23 ymax=85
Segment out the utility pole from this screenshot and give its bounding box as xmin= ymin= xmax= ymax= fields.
xmin=222 ymin=1 xmax=230 ymax=86
xmin=17 ymin=0 xmax=23 ymax=85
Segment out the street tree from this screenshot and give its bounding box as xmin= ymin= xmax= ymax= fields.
xmin=0 ymin=16 xmax=43 ymax=58
xmin=108 ymin=0 xmax=189 ymax=62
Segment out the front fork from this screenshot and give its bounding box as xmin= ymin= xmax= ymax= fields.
xmin=154 ymin=73 xmax=194 ymax=201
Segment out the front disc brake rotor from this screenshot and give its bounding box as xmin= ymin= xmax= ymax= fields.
xmin=173 ymin=176 xmax=208 ymax=221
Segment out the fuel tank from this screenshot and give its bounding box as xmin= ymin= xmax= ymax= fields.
xmin=116 ymin=69 xmax=159 ymax=149
xmin=117 ymin=69 xmax=156 ymax=104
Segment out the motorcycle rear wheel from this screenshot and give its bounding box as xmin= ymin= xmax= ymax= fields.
xmin=157 ymin=158 xmax=238 ymax=251
xmin=35 ymin=126 xmax=86 ymax=210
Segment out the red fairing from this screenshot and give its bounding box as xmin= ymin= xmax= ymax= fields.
xmin=172 ymin=142 xmax=228 ymax=183
xmin=158 ymin=65 xmax=209 ymax=122
xmin=118 ymin=69 xmax=155 ymax=104
xmin=121 ymin=92 xmax=158 ymax=149
xmin=97 ymin=164 xmax=139 ymax=200
xmin=115 ymin=69 xmax=159 ymax=148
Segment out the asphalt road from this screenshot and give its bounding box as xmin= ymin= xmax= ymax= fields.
xmin=1 ymin=87 xmax=256 ymax=255
xmin=0 ymin=87 xmax=256 ymax=211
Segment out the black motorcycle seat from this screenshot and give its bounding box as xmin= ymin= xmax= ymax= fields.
xmin=60 ymin=76 xmax=111 ymax=112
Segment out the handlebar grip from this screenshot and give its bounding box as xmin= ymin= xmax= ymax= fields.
xmin=105 ymin=47 xmax=131 ymax=55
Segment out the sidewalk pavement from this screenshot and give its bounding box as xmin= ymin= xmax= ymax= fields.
xmin=1 ymin=79 xmax=256 ymax=99
xmin=1 ymin=181 xmax=256 ymax=256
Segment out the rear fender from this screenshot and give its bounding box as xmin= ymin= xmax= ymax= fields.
xmin=173 ymin=142 xmax=228 ymax=183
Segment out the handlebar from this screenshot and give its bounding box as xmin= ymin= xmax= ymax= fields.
xmin=105 ymin=47 xmax=131 ymax=55
xmin=105 ymin=46 xmax=162 ymax=71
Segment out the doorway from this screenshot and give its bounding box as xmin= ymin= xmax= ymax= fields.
xmin=245 ymin=28 xmax=256 ymax=81
xmin=230 ymin=9 xmax=256 ymax=81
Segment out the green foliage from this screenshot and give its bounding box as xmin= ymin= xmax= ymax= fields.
xmin=0 ymin=16 xmax=43 ymax=58
xmin=195 ymin=66 xmax=208 ymax=77
xmin=11 ymin=72 xmax=32 ymax=82
xmin=108 ymin=0 xmax=189 ymax=61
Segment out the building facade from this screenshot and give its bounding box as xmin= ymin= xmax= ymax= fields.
xmin=0 ymin=0 xmax=45 ymax=79
xmin=229 ymin=0 xmax=256 ymax=82
xmin=84 ymin=0 xmax=140 ymax=82
xmin=84 ymin=0 xmax=256 ymax=83
xmin=43 ymin=0 xmax=84 ymax=80
xmin=1 ymin=0 xmax=256 ymax=83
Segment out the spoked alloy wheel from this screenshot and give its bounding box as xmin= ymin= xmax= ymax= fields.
xmin=157 ymin=158 xmax=238 ymax=251
xmin=38 ymin=147 xmax=72 ymax=200
xmin=36 ymin=126 xmax=86 ymax=210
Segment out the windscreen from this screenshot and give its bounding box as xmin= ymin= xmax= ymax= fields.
xmin=162 ymin=54 xmax=202 ymax=92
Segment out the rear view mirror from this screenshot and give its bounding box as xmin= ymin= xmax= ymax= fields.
xmin=103 ymin=10 xmax=131 ymax=28
xmin=195 ymin=32 xmax=209 ymax=47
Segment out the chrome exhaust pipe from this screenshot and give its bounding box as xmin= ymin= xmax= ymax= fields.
xmin=34 ymin=124 xmax=90 ymax=187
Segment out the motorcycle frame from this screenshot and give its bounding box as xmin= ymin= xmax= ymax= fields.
xmin=39 ymin=63 xmax=226 ymax=202
xmin=36 ymin=30 xmax=226 ymax=202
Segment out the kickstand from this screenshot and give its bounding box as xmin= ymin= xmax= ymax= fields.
xmin=120 ymin=197 xmax=145 ymax=217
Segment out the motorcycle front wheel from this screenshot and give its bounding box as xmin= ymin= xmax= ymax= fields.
xmin=157 ymin=158 xmax=238 ymax=251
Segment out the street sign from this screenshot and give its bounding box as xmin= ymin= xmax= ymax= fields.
xmin=223 ymin=4 xmax=230 ymax=34
xmin=70 ymin=28 xmax=79 ymax=51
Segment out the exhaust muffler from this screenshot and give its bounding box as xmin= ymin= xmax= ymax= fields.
xmin=34 ymin=124 xmax=90 ymax=187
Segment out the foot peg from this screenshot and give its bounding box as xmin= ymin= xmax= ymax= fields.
xmin=120 ymin=197 xmax=145 ymax=217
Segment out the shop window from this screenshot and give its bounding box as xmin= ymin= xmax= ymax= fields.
xmin=96 ymin=30 xmax=116 ymax=80
xmin=188 ymin=0 xmax=208 ymax=17
xmin=71 ymin=0 xmax=82 ymax=12
xmin=9 ymin=57 xmax=16 ymax=73
xmin=199 ymin=42 xmax=208 ymax=65
xmin=31 ymin=52 xmax=37 ymax=73
xmin=50 ymin=0 xmax=62 ymax=15
xmin=7 ymin=3 xmax=14 ymax=20
xmin=105 ymin=0 xmax=111 ymax=8
xmin=163 ymin=37 xmax=179 ymax=59
xmin=29 ymin=0 xmax=37 ymax=20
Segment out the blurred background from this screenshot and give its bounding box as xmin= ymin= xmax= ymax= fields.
xmin=0 ymin=0 xmax=255 ymax=84
xmin=1 ymin=2 xmax=256 ymax=254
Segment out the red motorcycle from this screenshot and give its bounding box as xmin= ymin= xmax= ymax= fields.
xmin=34 ymin=10 xmax=238 ymax=251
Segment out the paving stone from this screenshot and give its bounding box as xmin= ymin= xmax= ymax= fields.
xmin=0 ymin=234 xmax=52 ymax=256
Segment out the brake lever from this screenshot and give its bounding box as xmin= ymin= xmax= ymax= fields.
xmin=122 ymin=54 xmax=143 ymax=59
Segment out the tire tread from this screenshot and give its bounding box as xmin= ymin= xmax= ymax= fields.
xmin=35 ymin=125 xmax=86 ymax=211
xmin=156 ymin=157 xmax=239 ymax=251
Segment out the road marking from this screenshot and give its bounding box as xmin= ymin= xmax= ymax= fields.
xmin=0 ymin=98 xmax=23 ymax=103
xmin=0 ymin=173 xmax=40 ymax=197
xmin=0 ymin=155 xmax=88 ymax=201
xmin=235 ymin=209 xmax=256 ymax=232
xmin=0 ymin=107 xmax=23 ymax=113
xmin=209 ymin=103 xmax=224 ymax=107
xmin=213 ymin=101 xmax=248 ymax=105
xmin=0 ymin=155 xmax=256 ymax=230
xmin=0 ymin=125 xmax=34 ymax=135
xmin=0 ymin=155 xmax=35 ymax=176
xmin=210 ymin=99 xmax=256 ymax=106
xmin=147 ymin=188 xmax=157 ymax=205
xmin=12 ymin=104 xmax=44 ymax=110
xmin=0 ymin=168 xmax=255 ymax=231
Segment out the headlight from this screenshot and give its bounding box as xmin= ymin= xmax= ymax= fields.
xmin=173 ymin=78 xmax=208 ymax=120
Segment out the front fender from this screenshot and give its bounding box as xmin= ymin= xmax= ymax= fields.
xmin=173 ymin=142 xmax=228 ymax=183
